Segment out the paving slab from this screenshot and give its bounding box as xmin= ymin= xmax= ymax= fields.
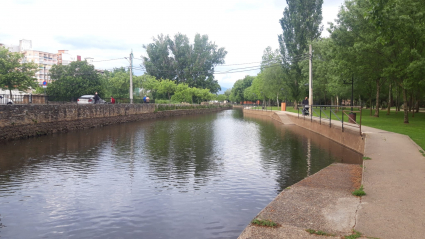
xmin=238 ymin=164 xmax=362 ymax=239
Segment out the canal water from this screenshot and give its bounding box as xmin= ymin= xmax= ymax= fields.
xmin=0 ymin=109 xmax=361 ymax=239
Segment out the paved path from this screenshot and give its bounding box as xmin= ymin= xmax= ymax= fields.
xmin=357 ymin=125 xmax=425 ymax=239
xmin=238 ymin=110 xmax=425 ymax=238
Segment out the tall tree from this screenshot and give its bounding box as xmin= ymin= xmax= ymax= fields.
xmin=48 ymin=61 xmax=103 ymax=101
xmin=261 ymin=47 xmax=286 ymax=106
xmin=0 ymin=47 xmax=38 ymax=97
xmin=278 ymin=0 xmax=324 ymax=108
xmin=142 ymin=33 xmax=227 ymax=94
xmin=366 ymin=0 xmax=425 ymax=123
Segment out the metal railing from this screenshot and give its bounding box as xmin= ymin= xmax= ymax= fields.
xmin=241 ymin=103 xmax=281 ymax=111
xmin=297 ymin=105 xmax=363 ymax=135
xmin=0 ymin=94 xmax=48 ymax=104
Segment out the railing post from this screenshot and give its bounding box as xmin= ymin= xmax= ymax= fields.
xmin=320 ymin=106 xmax=321 ymax=125
xmin=330 ymin=105 xmax=331 ymax=127
xmin=298 ymin=107 xmax=299 ymax=118
xmin=342 ymin=110 xmax=344 ymax=132
xmin=311 ymin=104 xmax=312 ymax=122
xmin=359 ymin=107 xmax=362 ymax=136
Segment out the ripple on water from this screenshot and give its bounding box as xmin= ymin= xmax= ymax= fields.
xmin=0 ymin=110 xmax=361 ymax=239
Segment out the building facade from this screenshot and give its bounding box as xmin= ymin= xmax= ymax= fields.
xmin=1 ymin=39 xmax=96 ymax=86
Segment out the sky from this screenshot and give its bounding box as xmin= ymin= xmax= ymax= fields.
xmin=0 ymin=0 xmax=345 ymax=91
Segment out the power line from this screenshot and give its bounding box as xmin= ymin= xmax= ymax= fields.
xmin=91 ymin=57 xmax=127 ymax=63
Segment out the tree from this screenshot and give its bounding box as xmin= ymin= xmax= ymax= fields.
xmin=47 ymin=61 xmax=103 ymax=101
xmin=366 ymin=0 xmax=425 ymax=123
xmin=215 ymin=94 xmax=227 ymax=102
xmin=0 ymin=47 xmax=38 ymax=97
xmin=143 ymin=33 xmax=227 ymax=93
xmin=171 ymin=83 xmax=194 ymax=103
xmin=278 ymin=0 xmax=324 ymax=108
xmin=261 ymin=47 xmax=286 ymax=106
xmin=229 ymin=75 xmax=254 ymax=103
xmin=157 ymin=79 xmax=177 ymax=100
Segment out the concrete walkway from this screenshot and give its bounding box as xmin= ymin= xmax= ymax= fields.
xmin=282 ymin=111 xmax=425 ymax=238
xmin=238 ymin=110 xmax=425 ymax=239
xmin=357 ymin=125 xmax=425 ymax=239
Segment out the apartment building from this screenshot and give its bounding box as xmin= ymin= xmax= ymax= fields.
xmin=2 ymin=39 xmax=96 ymax=86
xmin=22 ymin=50 xmax=58 ymax=84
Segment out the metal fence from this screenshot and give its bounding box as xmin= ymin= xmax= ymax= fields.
xmin=297 ymin=105 xmax=363 ymax=136
xmin=0 ymin=94 xmax=48 ymax=104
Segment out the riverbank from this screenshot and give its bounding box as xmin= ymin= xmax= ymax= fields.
xmin=0 ymin=104 xmax=231 ymax=142
xmin=239 ymin=109 xmax=425 ymax=238
xmin=238 ymin=163 xmax=362 ymax=239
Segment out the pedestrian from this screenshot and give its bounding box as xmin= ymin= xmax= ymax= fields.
xmin=302 ymin=96 xmax=308 ymax=106
xmin=302 ymin=96 xmax=309 ymax=115
xmin=111 ymin=96 xmax=115 ymax=104
xmin=94 ymin=92 xmax=100 ymax=104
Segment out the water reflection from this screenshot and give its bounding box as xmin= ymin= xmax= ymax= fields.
xmin=0 ymin=110 xmax=361 ymax=239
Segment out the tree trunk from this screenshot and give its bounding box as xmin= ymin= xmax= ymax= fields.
xmin=409 ymin=91 xmax=412 ymax=112
xmin=276 ymin=93 xmax=279 ymax=107
xmin=370 ymin=98 xmax=372 ymax=116
xmin=374 ymin=79 xmax=380 ymax=117
xmin=337 ymin=95 xmax=339 ymax=111
xmin=396 ymin=85 xmax=399 ymax=112
xmin=359 ymin=94 xmax=362 ymax=108
xmin=168 ymin=92 xmax=170 ymax=100
xmin=294 ymin=100 xmax=298 ymax=109
xmin=416 ymin=100 xmax=419 ymax=113
xmin=9 ymin=89 xmax=12 ymax=99
xmin=412 ymin=94 xmax=415 ymax=117
xmin=402 ymin=88 xmax=409 ymax=124
xmin=387 ymin=83 xmax=391 ymax=115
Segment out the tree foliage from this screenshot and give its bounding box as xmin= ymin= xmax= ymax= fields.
xmin=142 ymin=33 xmax=227 ymax=94
xmin=48 ymin=61 xmax=103 ymax=101
xmin=0 ymin=47 xmax=38 ymax=96
xmin=278 ymin=0 xmax=324 ymax=107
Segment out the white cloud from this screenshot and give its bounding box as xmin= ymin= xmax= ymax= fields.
xmin=0 ymin=0 xmax=344 ymax=90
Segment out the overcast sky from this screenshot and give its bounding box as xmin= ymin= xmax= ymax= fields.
xmin=0 ymin=0 xmax=345 ymax=91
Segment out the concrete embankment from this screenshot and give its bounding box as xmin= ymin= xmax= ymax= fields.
xmin=0 ymin=104 xmax=230 ymax=142
xmin=243 ymin=109 xmax=364 ymax=154
xmin=241 ymin=108 xmax=425 ymax=238
xmin=238 ymin=163 xmax=362 ymax=239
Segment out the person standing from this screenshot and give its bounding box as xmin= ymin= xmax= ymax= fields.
xmin=94 ymin=92 xmax=100 ymax=104
xmin=302 ymin=96 xmax=308 ymax=106
xmin=302 ymin=97 xmax=309 ymax=115
xmin=111 ymin=96 xmax=115 ymax=104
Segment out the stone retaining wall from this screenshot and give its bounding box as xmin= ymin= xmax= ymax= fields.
xmin=0 ymin=104 xmax=230 ymax=142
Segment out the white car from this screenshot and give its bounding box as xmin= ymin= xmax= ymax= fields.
xmin=0 ymin=95 xmax=13 ymax=105
xmin=77 ymin=95 xmax=106 ymax=104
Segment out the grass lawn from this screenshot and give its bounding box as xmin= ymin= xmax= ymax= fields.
xmin=280 ymin=106 xmax=425 ymax=150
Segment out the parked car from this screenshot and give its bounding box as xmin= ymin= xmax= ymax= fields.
xmin=77 ymin=95 xmax=106 ymax=104
xmin=0 ymin=95 xmax=13 ymax=105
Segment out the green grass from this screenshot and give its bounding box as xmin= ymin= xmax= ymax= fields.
xmin=251 ymin=218 xmax=278 ymax=227
xmin=306 ymin=229 xmax=335 ymax=236
xmin=363 ymin=156 xmax=372 ymax=160
xmin=344 ymin=230 xmax=362 ymax=239
xmin=352 ymin=185 xmax=366 ymax=196
xmin=282 ymin=107 xmax=425 ymax=150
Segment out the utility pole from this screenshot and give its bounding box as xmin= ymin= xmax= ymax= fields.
xmin=309 ymin=44 xmax=313 ymax=115
xmin=129 ymin=50 xmax=133 ymax=104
